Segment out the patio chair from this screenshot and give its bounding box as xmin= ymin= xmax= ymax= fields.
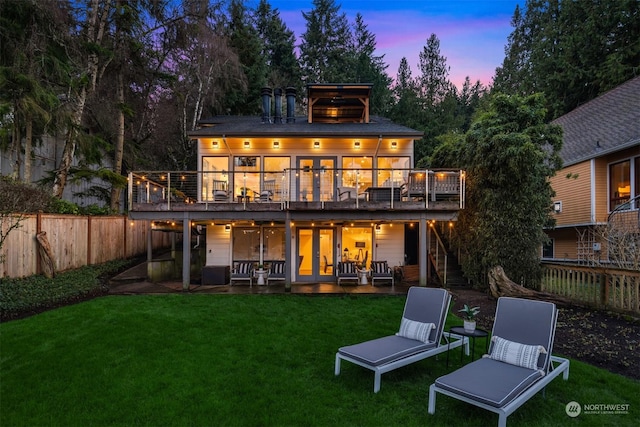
xmin=335 ymin=287 xmax=467 ymax=393
xmin=230 ymin=261 xmax=254 ymax=286
xmin=212 ymin=179 xmax=229 ymax=202
xmin=336 ymin=261 xmax=358 ymax=285
xmin=267 ymin=260 xmax=286 ymax=285
xmin=256 ymin=179 xmax=276 ymax=202
xmin=428 ymin=297 xmax=570 ymax=427
xmin=370 ymin=261 xmax=394 ymax=287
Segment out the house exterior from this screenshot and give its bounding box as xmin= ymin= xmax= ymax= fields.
xmin=544 ymin=76 xmax=640 ymax=264
xmin=127 ymin=84 xmax=465 ymax=288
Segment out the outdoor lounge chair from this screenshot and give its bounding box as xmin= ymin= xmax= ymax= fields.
xmin=230 ymin=262 xmax=254 ymax=286
xmin=370 ymin=260 xmax=394 ymax=287
xmin=267 ymin=260 xmax=286 ymax=285
xmin=336 ymin=261 xmax=358 ymax=285
xmin=212 ymin=179 xmax=229 ymax=202
xmin=335 ymin=287 xmax=467 ymax=393
xmin=428 ymin=297 xmax=570 ymax=427
xmin=256 ymin=179 xmax=276 ymax=202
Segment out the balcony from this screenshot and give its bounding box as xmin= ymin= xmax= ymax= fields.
xmin=128 ymin=168 xmax=465 ymax=214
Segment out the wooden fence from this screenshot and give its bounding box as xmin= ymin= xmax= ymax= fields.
xmin=541 ymin=263 xmax=640 ymax=315
xmin=1 ymin=214 xmax=173 ymax=279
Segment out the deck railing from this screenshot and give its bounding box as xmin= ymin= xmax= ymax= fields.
xmin=128 ymin=168 xmax=465 ymax=211
xmin=541 ymin=263 xmax=640 ymax=314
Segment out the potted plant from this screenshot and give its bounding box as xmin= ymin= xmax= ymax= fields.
xmin=458 ymin=304 xmax=480 ymax=332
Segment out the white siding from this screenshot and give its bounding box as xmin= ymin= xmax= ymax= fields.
xmin=373 ymin=224 xmax=405 ymax=267
xmin=206 ymin=225 xmax=231 ymax=265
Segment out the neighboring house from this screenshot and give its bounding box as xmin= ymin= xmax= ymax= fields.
xmin=0 ymin=133 xmax=114 ymax=208
xmin=545 ymin=76 xmax=640 ymax=264
xmin=127 ymin=84 xmax=465 ymax=287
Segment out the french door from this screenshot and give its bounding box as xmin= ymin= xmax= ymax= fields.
xmin=296 ymin=157 xmax=336 ymax=201
xmin=297 ymin=227 xmax=336 ymax=282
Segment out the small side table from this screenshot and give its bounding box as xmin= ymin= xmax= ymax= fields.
xmin=446 ymin=326 xmax=489 ymax=367
xmin=255 ymin=269 xmax=267 ymax=285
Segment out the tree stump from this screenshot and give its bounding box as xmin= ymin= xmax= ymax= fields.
xmin=36 ymin=231 xmax=56 ymax=279
xmin=488 ymin=266 xmax=571 ymax=305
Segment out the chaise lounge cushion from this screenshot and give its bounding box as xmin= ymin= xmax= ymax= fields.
xmin=339 ymin=335 xmax=436 ymax=367
xmin=396 ymin=318 xmax=435 ymax=344
xmin=434 ymin=358 xmax=545 ymax=408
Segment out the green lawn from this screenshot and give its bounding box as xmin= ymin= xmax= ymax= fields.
xmin=1 ymin=295 xmax=637 ymax=426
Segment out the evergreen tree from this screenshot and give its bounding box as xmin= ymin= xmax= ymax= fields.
xmin=351 ymin=13 xmax=392 ymax=116
xmin=223 ymin=0 xmax=267 ymax=115
xmin=453 ymin=93 xmax=563 ymax=288
xmin=494 ymin=0 xmax=640 ymax=118
xmin=0 ymin=0 xmax=67 ymax=183
xmin=255 ymin=0 xmax=301 ymax=93
xmin=299 ymin=0 xmax=353 ymax=83
xmin=414 ymin=34 xmax=458 ymax=164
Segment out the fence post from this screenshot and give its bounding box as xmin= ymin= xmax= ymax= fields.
xmin=87 ymin=215 xmax=92 ymax=266
xmin=600 ymin=271 xmax=609 ymax=308
xmin=36 ymin=212 xmax=42 ymax=275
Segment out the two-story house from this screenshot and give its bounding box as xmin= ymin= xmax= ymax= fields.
xmin=127 ymin=84 xmax=465 ymax=289
xmin=545 ymin=76 xmax=639 ymax=264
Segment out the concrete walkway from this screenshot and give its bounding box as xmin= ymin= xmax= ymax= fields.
xmin=108 ymin=262 xmax=412 ymax=295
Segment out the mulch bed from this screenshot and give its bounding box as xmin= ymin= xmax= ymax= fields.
xmin=448 ymin=287 xmax=640 ymax=381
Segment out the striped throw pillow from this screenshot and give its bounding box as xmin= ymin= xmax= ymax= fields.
xmin=372 ymin=262 xmax=387 ymax=274
xmin=238 ymin=263 xmax=252 ymax=274
xmin=272 ymin=262 xmax=285 ymax=274
xmin=396 ymin=317 xmax=435 ymax=344
xmin=488 ymin=336 xmax=547 ymax=370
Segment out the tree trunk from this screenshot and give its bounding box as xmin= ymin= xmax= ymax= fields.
xmin=52 ymin=0 xmax=111 ymax=198
xmin=36 ymin=231 xmax=56 ymax=279
xmin=110 ymin=69 xmax=125 ymax=212
xmin=488 ymin=265 xmax=572 ymax=306
xmin=24 ymin=114 xmax=32 ymax=183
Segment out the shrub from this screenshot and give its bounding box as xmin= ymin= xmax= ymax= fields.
xmin=0 ymin=259 xmax=132 ymax=321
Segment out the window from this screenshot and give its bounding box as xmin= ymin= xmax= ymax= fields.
xmin=232 ymin=227 xmax=260 ymax=262
xmin=264 ymin=157 xmax=290 ymax=200
xmin=610 ymin=160 xmax=630 ymax=210
xmin=341 ymin=226 xmax=372 ymax=267
xmin=234 ymin=156 xmax=261 ymax=198
xmin=202 ymin=157 xmax=229 ymax=201
xmin=263 ymin=226 xmax=286 ymax=261
xmin=542 ymin=239 xmax=554 ymax=259
xmin=342 ymin=157 xmax=372 ymax=193
xmin=377 ymin=157 xmax=410 ymax=186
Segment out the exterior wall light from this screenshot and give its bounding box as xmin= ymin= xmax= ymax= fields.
xmin=212 ymin=140 xmax=219 ymax=148
xmin=354 ymin=140 xmax=361 ymax=149
xmin=273 ymin=141 xmax=280 ymax=149
xmin=244 ymin=140 xmax=250 ymax=148
xmin=313 ymin=141 xmax=320 ymax=149
xmin=391 ymin=141 xmax=397 ymax=149
xmin=553 ymin=201 xmax=562 ymax=213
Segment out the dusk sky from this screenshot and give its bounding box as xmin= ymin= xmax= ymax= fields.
xmin=260 ymin=0 xmax=525 ymax=89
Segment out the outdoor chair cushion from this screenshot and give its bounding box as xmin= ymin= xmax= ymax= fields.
xmin=339 ymin=335 xmax=436 ymax=367
xmin=433 ymin=357 xmax=545 ymax=408
xmin=371 ymin=261 xmax=390 ymax=275
xmin=270 ymin=261 xmax=285 ymax=275
xmin=488 ymin=336 xmax=547 ymax=370
xmin=396 ymin=317 xmax=435 ymax=344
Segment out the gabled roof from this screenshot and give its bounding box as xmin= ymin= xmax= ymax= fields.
xmin=552 ymin=76 xmax=640 ymax=167
xmin=188 ymin=115 xmax=424 ymax=139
